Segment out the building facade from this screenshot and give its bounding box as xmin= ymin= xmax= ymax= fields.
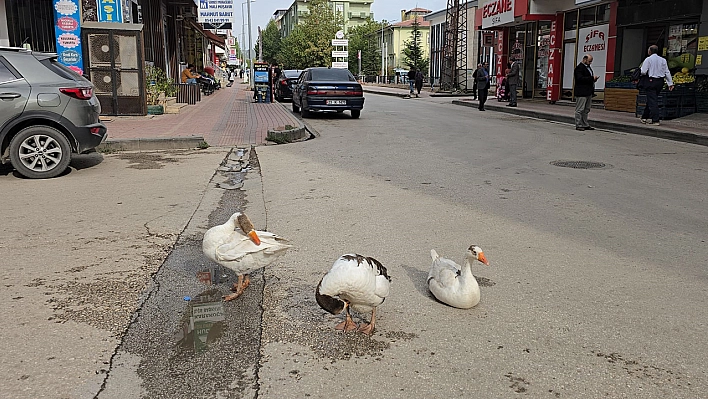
xmin=281 ymin=0 xmax=374 ymax=37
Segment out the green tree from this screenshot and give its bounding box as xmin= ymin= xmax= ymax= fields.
xmin=278 ymin=0 xmax=343 ymax=69
xmin=347 ymin=18 xmax=381 ymax=76
xmin=402 ymin=18 xmax=429 ymax=74
xmin=259 ymin=20 xmax=282 ymax=64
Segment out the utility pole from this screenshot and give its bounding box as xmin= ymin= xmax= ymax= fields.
xmin=247 ymin=0 xmax=254 ymax=89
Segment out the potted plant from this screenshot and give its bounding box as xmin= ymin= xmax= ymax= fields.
xmin=145 ymin=64 xmax=177 ymax=115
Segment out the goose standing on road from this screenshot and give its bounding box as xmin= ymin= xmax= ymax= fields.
xmin=428 ymin=245 xmax=489 ymax=309
xmin=315 ymin=254 xmax=391 ymax=335
xmin=202 ymin=212 xmax=291 ymax=301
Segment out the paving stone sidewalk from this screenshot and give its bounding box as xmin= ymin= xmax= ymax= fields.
xmin=363 ymin=84 xmax=708 ymax=146
xmin=103 ymin=84 xmax=302 ymax=148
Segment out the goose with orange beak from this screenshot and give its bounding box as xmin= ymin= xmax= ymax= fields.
xmin=427 ymin=245 xmax=490 ymax=309
xmin=203 ymin=212 xmax=291 ymax=301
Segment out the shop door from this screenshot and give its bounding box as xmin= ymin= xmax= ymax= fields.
xmin=85 ymin=29 xmax=145 ymax=115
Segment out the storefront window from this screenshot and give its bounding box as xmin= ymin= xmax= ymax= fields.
xmin=536 ymin=22 xmax=551 ymax=97
xmin=667 ymin=23 xmax=698 ymax=71
xmin=579 ymin=7 xmax=595 ymax=28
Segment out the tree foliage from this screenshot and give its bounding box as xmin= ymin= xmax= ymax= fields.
xmin=278 ymin=0 xmax=343 ymax=69
xmin=346 ymin=18 xmax=381 ymax=76
xmin=259 ymin=20 xmax=282 ymax=64
xmin=402 ymin=18 xmax=429 ymax=74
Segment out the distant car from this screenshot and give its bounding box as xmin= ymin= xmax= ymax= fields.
xmin=275 ymin=69 xmax=303 ymax=102
xmin=291 ymin=67 xmax=364 ymax=119
xmin=0 ymin=46 xmax=107 ymax=178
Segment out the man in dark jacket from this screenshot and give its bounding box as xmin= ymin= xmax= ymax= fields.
xmin=471 ymin=63 xmax=481 ymax=100
xmin=476 ymin=63 xmax=490 ymax=111
xmin=407 ymin=69 xmax=416 ymax=95
xmin=506 ymin=49 xmax=521 ymax=107
xmin=573 ymin=54 xmax=599 ymax=131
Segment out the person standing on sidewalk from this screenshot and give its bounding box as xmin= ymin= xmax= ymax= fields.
xmin=414 ymin=68 xmax=424 ymax=97
xmin=506 ymin=50 xmax=521 ymax=107
xmin=639 ymin=45 xmax=674 ymax=126
xmin=471 ymin=63 xmax=481 ymax=100
xmin=573 ymin=54 xmax=599 ymax=131
xmin=407 ymin=69 xmax=416 ymax=95
xmin=476 ymin=63 xmax=490 ymax=111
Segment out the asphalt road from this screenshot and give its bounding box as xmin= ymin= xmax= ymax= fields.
xmin=254 ymin=94 xmax=708 ymax=398
xmin=2 ymin=93 xmax=706 ymax=399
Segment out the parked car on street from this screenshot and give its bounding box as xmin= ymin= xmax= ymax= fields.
xmin=275 ymin=69 xmax=303 ymax=102
xmin=291 ymin=67 xmax=364 ymax=119
xmin=0 ymin=47 xmax=107 ymax=179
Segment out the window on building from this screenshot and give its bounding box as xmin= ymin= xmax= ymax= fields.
xmin=596 ymin=4 xmax=610 ymax=24
xmin=564 ymin=11 xmax=577 ymax=31
xmin=579 ymin=7 xmax=596 ymax=28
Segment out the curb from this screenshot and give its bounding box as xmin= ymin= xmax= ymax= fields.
xmin=98 ymin=136 xmax=207 ymax=152
xmin=362 ymin=87 xmax=409 ymax=98
xmin=452 ymin=100 xmax=708 ymax=147
xmin=266 ymin=125 xmax=308 ymax=143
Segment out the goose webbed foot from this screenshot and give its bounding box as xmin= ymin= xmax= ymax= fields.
xmin=357 ymin=308 xmax=377 ymax=335
xmin=224 ymin=274 xmax=247 ymax=301
xmin=334 ymin=304 xmax=358 ymax=332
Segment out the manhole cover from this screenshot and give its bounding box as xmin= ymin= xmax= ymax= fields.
xmin=550 ymin=160 xmax=607 ymax=169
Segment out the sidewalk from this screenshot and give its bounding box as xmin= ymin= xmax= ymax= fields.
xmin=363 ymin=84 xmax=708 ymax=146
xmin=101 ymin=83 xmax=303 ymax=149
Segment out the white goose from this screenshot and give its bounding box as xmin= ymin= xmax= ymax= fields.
xmin=315 ymin=254 xmax=391 ymax=335
xmin=202 ymin=212 xmax=291 ymax=301
xmin=428 ymin=245 xmax=489 ymax=309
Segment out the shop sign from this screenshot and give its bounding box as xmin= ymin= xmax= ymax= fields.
xmin=332 ymin=51 xmax=349 ymax=58
xmin=546 ymin=16 xmax=563 ymax=102
xmin=97 ymin=0 xmax=124 ymax=23
xmin=578 ymin=24 xmax=609 ymax=90
xmin=482 ymin=0 xmax=514 ymax=29
xmin=332 ymin=39 xmax=349 ymax=46
xmin=198 ymin=0 xmax=234 ymax=25
xmin=495 ymin=30 xmax=505 ymax=78
xmin=53 ymin=0 xmax=83 ymax=75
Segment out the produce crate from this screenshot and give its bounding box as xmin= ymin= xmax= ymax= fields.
xmin=695 ymin=93 xmax=708 ymax=113
xmin=604 ymin=88 xmax=639 ymax=112
xmin=605 ymin=81 xmax=636 ymax=89
xmin=680 ymin=106 xmax=695 ymax=117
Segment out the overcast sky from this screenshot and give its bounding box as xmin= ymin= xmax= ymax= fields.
xmin=234 ymin=0 xmax=449 ymax=48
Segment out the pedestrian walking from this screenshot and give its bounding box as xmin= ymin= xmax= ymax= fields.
xmin=573 ymin=54 xmax=599 ymax=131
xmin=639 ymin=45 xmax=674 ymax=126
xmin=414 ymin=69 xmax=424 ymax=98
xmin=506 ymin=50 xmax=521 ymax=107
xmin=407 ymin=69 xmax=416 ymax=95
xmin=476 ymin=63 xmax=490 ymax=111
xmin=471 ymin=63 xmax=481 ymax=100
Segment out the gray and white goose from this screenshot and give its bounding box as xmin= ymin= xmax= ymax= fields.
xmin=315 ymin=254 xmax=391 ymax=335
xmin=428 ymin=245 xmax=489 ymax=309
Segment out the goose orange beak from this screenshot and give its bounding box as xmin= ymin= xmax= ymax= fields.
xmin=478 ymin=252 xmax=489 ymax=266
xmin=248 ymin=230 xmax=261 ymax=245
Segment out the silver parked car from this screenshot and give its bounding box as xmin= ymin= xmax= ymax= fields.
xmin=0 ymin=47 xmax=107 ymax=179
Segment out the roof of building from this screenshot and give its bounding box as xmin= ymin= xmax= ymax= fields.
xmin=393 ymin=16 xmax=431 ymax=27
xmin=408 ymin=7 xmax=432 ymax=13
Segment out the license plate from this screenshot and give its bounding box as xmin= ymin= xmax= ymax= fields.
xmin=326 ymin=100 xmax=346 ymax=105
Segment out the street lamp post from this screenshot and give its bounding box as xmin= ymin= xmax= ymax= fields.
xmin=241 ymin=1 xmax=255 ymax=86
xmin=380 ymin=20 xmax=397 ymax=84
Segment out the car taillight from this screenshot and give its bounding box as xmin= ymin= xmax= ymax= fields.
xmin=344 ymin=90 xmax=363 ymax=96
xmin=280 ymin=80 xmax=288 ymax=85
xmin=307 ymin=89 xmax=323 ymax=95
xmin=60 ymin=87 xmax=93 ymax=100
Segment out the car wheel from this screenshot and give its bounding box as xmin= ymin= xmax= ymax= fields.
xmin=292 ymin=100 xmax=300 ymax=113
xmin=9 ymin=125 xmax=71 ymax=179
xmin=351 ymin=110 xmax=361 ymax=119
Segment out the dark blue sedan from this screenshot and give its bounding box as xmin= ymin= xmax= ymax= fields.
xmin=292 ymin=67 xmax=364 ymax=119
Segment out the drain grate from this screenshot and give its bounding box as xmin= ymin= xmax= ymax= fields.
xmin=550 ymin=160 xmax=607 ymax=169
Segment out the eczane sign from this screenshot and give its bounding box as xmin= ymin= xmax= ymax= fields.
xmin=482 ymin=0 xmax=514 ymax=29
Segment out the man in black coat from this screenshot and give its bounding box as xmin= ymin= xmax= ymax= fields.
xmin=476 ymin=63 xmax=490 ymax=111
xmin=573 ymin=54 xmax=599 ymax=131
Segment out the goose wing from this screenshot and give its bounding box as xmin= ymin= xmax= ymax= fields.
xmin=428 ymin=250 xmax=462 ymax=289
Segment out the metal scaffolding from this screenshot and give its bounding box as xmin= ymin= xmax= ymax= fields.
xmin=440 ymin=0 xmax=468 ymax=92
